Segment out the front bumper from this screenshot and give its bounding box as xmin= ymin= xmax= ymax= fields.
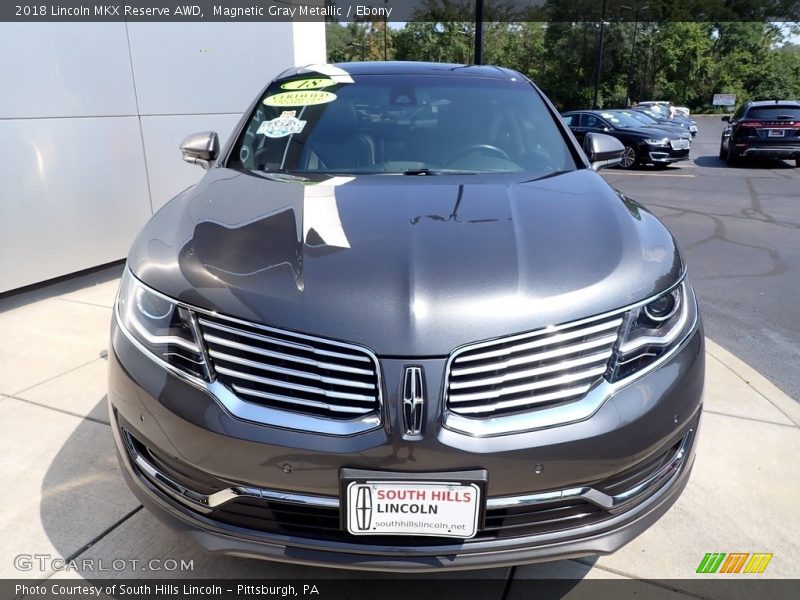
xmin=647 ymin=148 xmax=690 ymax=164
xmin=108 ymin=318 xmax=704 ymax=571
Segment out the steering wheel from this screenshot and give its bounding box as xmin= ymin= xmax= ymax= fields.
xmin=445 ymin=144 xmax=511 ymax=166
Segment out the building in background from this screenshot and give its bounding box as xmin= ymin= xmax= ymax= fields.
xmin=0 ymin=22 xmax=326 ymax=293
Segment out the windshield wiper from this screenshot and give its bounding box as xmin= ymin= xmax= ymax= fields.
xmin=257 ymin=167 xmax=308 ymax=181
xmin=403 ymin=168 xmax=439 ymax=176
xmin=260 ymin=167 xmax=297 ymax=174
xmin=524 ymin=170 xmax=572 ymax=182
xmin=402 ymin=168 xmax=478 ymax=176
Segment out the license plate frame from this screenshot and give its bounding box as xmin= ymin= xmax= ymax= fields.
xmin=340 ymin=468 xmax=488 ymax=539
xmin=767 ymin=129 xmax=785 ymax=137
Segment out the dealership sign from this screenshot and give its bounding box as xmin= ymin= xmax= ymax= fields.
xmin=713 ymin=93 xmax=737 ymax=106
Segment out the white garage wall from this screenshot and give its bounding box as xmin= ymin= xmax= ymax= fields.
xmin=0 ymin=21 xmax=326 ymax=293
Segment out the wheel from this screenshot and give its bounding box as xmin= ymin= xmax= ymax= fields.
xmin=719 ymin=144 xmax=727 ymax=160
xmin=619 ymin=144 xmax=638 ymax=169
xmin=795 ymin=158 xmax=799 ymax=168
xmin=726 ymin=149 xmax=739 ymax=166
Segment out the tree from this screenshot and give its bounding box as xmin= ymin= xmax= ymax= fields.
xmin=326 ymin=21 xmax=392 ymax=63
xmin=327 ymin=18 xmax=798 ymax=112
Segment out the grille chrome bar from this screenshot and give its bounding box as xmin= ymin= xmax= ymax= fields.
xmin=197 ymin=314 xmax=381 ymax=424
xmin=208 ymin=349 xmax=376 ymax=390
xmin=448 ymin=365 xmax=607 ymax=404
xmin=451 ymin=385 xmax=593 ymax=415
xmin=451 ymin=334 xmax=618 ymax=378
xmin=449 ymin=350 xmax=612 ymax=390
xmin=215 ymin=366 xmax=376 ymax=403
xmin=232 ymin=385 xmax=374 ymax=415
xmin=454 ymin=318 xmax=622 ymax=364
xmin=445 ymin=313 xmax=622 ymax=421
xmin=204 ymin=333 xmax=374 ymax=376
xmin=199 ymin=318 xmax=371 ymax=363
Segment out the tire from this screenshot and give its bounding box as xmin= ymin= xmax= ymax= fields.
xmin=719 ymin=144 xmax=727 ymax=160
xmin=619 ymin=144 xmax=638 ymax=169
xmin=795 ymin=158 xmax=799 ymax=168
xmin=726 ymin=149 xmax=739 ymax=166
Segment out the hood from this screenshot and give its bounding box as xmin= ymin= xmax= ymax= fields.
xmin=624 ymin=126 xmax=679 ymax=139
xmin=647 ymin=125 xmax=692 ymax=139
xmin=129 ymin=169 xmax=682 ymax=356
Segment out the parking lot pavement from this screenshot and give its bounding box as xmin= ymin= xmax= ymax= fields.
xmin=0 ymin=251 xmax=797 ymax=592
xmin=600 ymin=116 xmax=800 ymax=404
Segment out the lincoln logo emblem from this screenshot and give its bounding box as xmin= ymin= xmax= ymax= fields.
xmin=355 ymin=486 xmax=372 ymax=530
xmin=403 ymin=366 xmax=425 ymax=436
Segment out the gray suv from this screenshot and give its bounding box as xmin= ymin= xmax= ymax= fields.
xmin=109 ymin=62 xmax=704 ymax=571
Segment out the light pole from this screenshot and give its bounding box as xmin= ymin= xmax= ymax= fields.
xmin=474 ymin=0 xmax=484 ymax=65
xmin=592 ymin=0 xmax=608 ymax=109
xmin=622 ymin=2 xmax=649 ymax=106
xmin=383 ymin=0 xmax=388 ymax=60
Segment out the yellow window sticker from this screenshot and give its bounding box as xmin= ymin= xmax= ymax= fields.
xmin=264 ymin=90 xmax=337 ymax=107
xmin=281 ymin=78 xmax=336 ymax=91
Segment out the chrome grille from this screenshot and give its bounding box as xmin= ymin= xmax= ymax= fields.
xmin=197 ymin=315 xmax=381 ymax=419
xmin=670 ymin=139 xmax=690 ymax=150
xmin=445 ymin=315 xmax=622 ymax=417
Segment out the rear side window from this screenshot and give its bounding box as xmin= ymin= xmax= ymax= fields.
xmin=731 ymin=105 xmax=746 ymax=121
xmin=745 ymin=106 xmax=800 ymax=120
xmin=582 ymin=114 xmax=607 ymax=129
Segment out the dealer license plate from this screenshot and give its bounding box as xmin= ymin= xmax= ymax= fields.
xmin=346 ymin=481 xmax=481 ymax=538
xmin=768 ymin=129 xmax=785 ymax=137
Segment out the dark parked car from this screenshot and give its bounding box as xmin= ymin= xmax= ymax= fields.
xmin=720 ymin=100 xmax=800 ymax=166
xmin=633 ymin=107 xmax=698 ymax=136
xmin=617 ymin=109 xmax=692 ymax=140
xmin=562 ymin=110 xmax=691 ymax=169
xmin=110 ymin=62 xmax=704 ymax=571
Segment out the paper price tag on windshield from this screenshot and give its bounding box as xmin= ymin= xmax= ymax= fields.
xmin=264 ymin=91 xmax=337 ymax=107
xmin=257 ymin=111 xmax=307 ymax=138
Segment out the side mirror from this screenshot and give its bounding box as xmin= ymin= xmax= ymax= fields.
xmin=583 ymin=132 xmax=625 ymax=171
xmin=180 ymin=131 xmax=219 ymax=169
xmin=721 ymin=116 xmax=730 ymax=122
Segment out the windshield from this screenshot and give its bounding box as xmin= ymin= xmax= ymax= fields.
xmin=638 ymin=108 xmax=662 ymax=120
xmin=622 ymin=110 xmax=656 ymax=125
xmin=599 ymin=111 xmax=645 ymax=129
xmin=746 ymin=106 xmax=800 ymax=120
xmin=229 ymin=72 xmax=577 ymax=176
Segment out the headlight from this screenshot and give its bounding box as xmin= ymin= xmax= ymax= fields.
xmin=115 ymin=269 xmax=209 ymax=380
xmin=644 ymin=137 xmax=669 ymax=146
xmin=608 ymin=279 xmax=698 ymax=382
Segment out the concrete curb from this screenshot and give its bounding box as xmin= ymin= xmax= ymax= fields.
xmin=705 ymin=337 xmax=800 ymax=427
